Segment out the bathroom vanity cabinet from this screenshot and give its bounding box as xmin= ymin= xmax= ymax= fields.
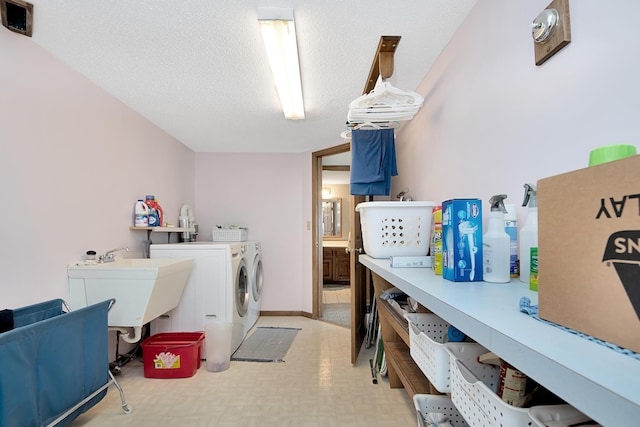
xmin=323 ymin=247 xmax=350 ymax=284
xmin=360 ymin=255 xmax=640 ymax=426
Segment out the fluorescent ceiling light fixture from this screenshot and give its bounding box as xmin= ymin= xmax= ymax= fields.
xmin=258 ymin=7 xmax=305 ymax=120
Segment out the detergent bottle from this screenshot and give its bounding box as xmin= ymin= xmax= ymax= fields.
xmin=153 ymin=196 xmax=164 ymax=227
xmin=519 ymin=184 xmax=538 ymax=286
xmin=134 ymin=200 xmax=149 ymax=227
xmin=145 ymin=195 xmax=160 ymax=227
xmin=430 ymin=205 xmax=443 ymax=275
xmin=483 ymin=194 xmax=511 ymax=283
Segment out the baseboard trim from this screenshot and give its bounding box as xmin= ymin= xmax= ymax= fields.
xmin=260 ymin=311 xmax=313 ymax=319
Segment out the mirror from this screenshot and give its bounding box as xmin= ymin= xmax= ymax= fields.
xmin=322 ymin=198 xmax=341 ymax=238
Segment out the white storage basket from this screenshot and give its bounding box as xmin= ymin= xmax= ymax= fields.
xmin=528 ymin=405 xmax=595 ymax=427
xmin=405 ymin=313 xmax=453 ymax=393
xmin=212 ymin=228 xmax=248 ymax=242
xmin=414 ymin=394 xmax=469 ymax=427
xmin=355 ymin=201 xmax=437 ymax=258
xmin=445 ymin=343 xmax=535 ymax=427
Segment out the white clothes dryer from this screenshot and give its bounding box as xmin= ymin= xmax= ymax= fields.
xmin=149 ymin=241 xmax=249 ymax=354
xmin=245 ymin=241 xmax=263 ymax=332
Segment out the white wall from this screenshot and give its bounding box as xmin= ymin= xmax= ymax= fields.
xmin=0 ymin=30 xmax=195 ymax=309
xmin=194 ymin=153 xmax=313 ymax=313
xmin=393 ymin=0 xmax=640 ymax=223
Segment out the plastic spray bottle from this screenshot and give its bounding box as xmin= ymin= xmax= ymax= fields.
xmin=483 ymin=194 xmax=511 ymax=283
xmin=519 ymin=184 xmax=538 ymax=286
xmin=504 ymin=204 xmax=519 ymax=278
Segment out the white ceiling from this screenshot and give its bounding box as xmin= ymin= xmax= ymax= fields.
xmin=27 ymin=0 xmax=476 ymax=153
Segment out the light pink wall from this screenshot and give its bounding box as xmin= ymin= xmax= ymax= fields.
xmin=0 ymin=29 xmax=195 ymax=308
xmin=195 ymin=152 xmax=313 ymax=313
xmin=7 ymin=0 xmax=634 ymax=324
xmin=393 ymin=0 xmax=640 ymax=223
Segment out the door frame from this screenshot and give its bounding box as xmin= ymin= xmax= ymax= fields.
xmin=311 ymin=143 xmax=351 ymax=319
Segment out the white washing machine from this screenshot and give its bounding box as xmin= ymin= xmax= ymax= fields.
xmin=245 ymin=241 xmax=263 ymax=332
xmin=149 ymin=241 xmax=249 ymax=354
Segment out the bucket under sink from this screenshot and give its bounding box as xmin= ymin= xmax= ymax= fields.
xmin=67 ymin=258 xmax=194 ymax=331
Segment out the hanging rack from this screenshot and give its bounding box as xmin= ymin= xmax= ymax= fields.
xmin=347 ymin=76 xmax=424 ymax=123
xmin=346 ymin=36 xmax=424 ymax=125
xmin=363 ymin=36 xmax=401 ymax=94
xmin=340 ymin=121 xmax=401 ymax=140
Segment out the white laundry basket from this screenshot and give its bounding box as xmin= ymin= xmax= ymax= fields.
xmin=212 ymin=228 xmax=248 ymax=242
xmin=528 ymin=405 xmax=595 ymax=427
xmin=355 ymin=201 xmax=437 ymax=258
xmin=405 ymin=313 xmax=453 ymax=393
xmin=414 ymin=394 xmax=469 ymax=427
xmin=445 ymin=343 xmax=537 ymax=427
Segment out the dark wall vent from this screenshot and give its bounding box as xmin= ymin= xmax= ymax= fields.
xmin=1 ymin=0 xmax=33 ymax=37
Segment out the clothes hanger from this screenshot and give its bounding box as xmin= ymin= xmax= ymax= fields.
xmin=349 ymin=83 xmax=423 ymax=109
xmin=340 ymin=121 xmax=400 ymax=139
xmin=354 ymin=121 xmax=400 ymax=129
xmin=347 ymin=76 xmax=424 ymax=122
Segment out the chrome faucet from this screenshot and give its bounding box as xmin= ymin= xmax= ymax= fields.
xmin=396 ymin=188 xmax=414 ymax=202
xmin=100 ymin=247 xmax=129 ymax=263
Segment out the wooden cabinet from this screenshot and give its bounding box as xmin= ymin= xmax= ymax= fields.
xmin=322 ymin=249 xmax=333 ymax=282
xmin=333 ymin=249 xmax=350 ymax=281
xmin=323 ymin=247 xmax=350 ymax=284
xmin=371 ymin=272 xmax=437 ymax=397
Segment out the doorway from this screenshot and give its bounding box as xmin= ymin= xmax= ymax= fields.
xmin=312 ymin=143 xmax=368 ymax=364
xmin=318 ymin=150 xmax=352 ymax=328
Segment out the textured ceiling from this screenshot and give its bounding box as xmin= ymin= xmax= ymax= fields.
xmin=27 ymin=0 xmax=476 ymax=153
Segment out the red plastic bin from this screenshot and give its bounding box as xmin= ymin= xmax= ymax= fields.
xmin=141 ymin=332 xmax=205 ymax=379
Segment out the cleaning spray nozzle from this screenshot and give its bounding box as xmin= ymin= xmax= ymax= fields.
xmin=522 ymin=183 xmax=537 ymax=208
xmin=489 ymin=194 xmax=508 ymax=212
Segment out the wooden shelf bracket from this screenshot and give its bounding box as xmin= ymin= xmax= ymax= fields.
xmin=363 ymin=35 xmax=401 ymax=95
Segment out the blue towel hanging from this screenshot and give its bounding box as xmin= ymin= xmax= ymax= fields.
xmin=350 ymin=128 xmax=398 ymax=196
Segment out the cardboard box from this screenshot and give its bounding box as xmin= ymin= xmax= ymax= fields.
xmin=538 ymin=155 xmax=640 ymax=353
xmin=442 ymin=199 xmax=483 ymax=282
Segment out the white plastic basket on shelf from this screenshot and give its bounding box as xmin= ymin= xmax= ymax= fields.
xmin=528 ymin=405 xmax=596 ymax=427
xmin=445 ymin=343 xmax=534 ymax=427
xmin=355 ymin=201 xmax=437 ymax=259
xmin=405 ymin=313 xmax=453 ymax=393
xmin=212 ymin=228 xmax=248 ymax=242
xmin=413 ymin=394 xmax=469 ymax=427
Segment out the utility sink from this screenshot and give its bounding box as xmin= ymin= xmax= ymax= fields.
xmin=68 ymin=258 xmax=193 ymax=330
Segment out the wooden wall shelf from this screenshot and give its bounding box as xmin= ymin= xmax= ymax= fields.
xmin=361 ymin=254 xmax=640 ymax=426
xmin=372 ymin=272 xmax=439 ymax=398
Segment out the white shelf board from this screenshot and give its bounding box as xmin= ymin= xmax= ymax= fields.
xmin=360 ymin=254 xmax=640 ymax=426
xmin=129 ymin=226 xmax=196 ymax=232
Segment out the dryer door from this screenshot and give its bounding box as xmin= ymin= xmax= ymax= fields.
xmin=235 ymin=259 xmax=249 ymax=317
xmin=252 ymin=257 xmax=263 ymax=302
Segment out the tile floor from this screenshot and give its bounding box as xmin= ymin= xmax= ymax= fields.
xmin=320 ymin=285 xmax=351 ymax=328
xmin=322 ymin=285 xmax=351 ymax=304
xmin=70 ymin=316 xmax=416 ymax=427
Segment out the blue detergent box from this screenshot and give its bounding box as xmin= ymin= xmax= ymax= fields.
xmin=442 ymin=199 xmax=483 ymax=282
